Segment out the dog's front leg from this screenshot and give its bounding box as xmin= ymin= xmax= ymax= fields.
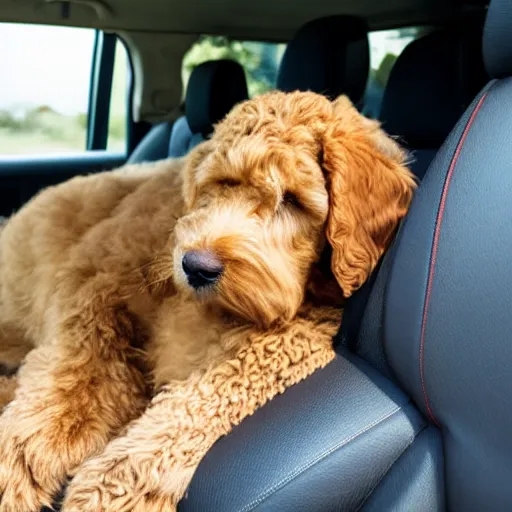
xmin=62 ymin=323 xmax=337 ymax=512
xmin=0 ymin=289 xmax=150 ymax=512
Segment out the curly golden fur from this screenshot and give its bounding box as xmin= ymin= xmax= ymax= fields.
xmin=0 ymin=91 xmax=415 ymax=511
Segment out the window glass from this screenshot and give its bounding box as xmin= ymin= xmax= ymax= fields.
xmin=107 ymin=39 xmax=130 ymax=152
xmin=0 ymin=23 xmax=130 ymax=155
xmin=365 ymin=27 xmax=431 ymax=118
xmin=0 ymin=23 xmax=95 ymax=155
xmin=182 ymin=36 xmax=286 ymax=98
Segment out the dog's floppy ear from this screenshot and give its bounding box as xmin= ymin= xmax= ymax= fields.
xmin=182 ymin=140 xmax=214 ymax=210
xmin=321 ymin=95 xmax=417 ymax=298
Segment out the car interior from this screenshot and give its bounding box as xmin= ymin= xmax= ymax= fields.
xmin=2 ymin=0 xmax=512 ymax=509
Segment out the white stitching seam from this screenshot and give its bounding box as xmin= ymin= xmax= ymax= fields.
xmin=238 ymin=405 xmax=403 ymax=512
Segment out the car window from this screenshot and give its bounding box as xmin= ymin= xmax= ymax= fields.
xmin=108 ymin=40 xmax=130 ymax=152
xmin=182 ymin=36 xmax=286 ymax=97
xmin=0 ymin=23 xmax=129 ymax=156
xmin=365 ymin=26 xmax=431 ymax=118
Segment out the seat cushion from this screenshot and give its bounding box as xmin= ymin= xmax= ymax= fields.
xmin=277 ymin=16 xmax=369 ymax=106
xmin=361 ymin=426 xmax=444 ymax=512
xmin=179 ymin=348 xmax=429 ymax=511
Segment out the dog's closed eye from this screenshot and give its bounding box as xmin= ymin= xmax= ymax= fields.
xmin=282 ymin=191 xmax=303 ymax=210
xmin=217 ymin=178 xmax=241 ymax=188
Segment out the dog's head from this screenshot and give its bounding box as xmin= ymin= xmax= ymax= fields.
xmin=174 ymin=91 xmax=416 ymax=327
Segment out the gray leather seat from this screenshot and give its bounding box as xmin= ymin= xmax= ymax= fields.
xmin=379 ymin=27 xmax=488 ymax=180
xmin=180 ymin=1 xmax=512 ymax=509
xmin=128 ymin=59 xmax=248 ymax=163
xmin=277 ymin=15 xmax=369 ymax=106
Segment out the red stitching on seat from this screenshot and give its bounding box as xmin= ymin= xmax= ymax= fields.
xmin=419 ymin=91 xmax=489 ymax=426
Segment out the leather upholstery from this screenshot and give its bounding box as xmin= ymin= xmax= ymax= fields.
xmin=384 ymin=80 xmax=494 ymax=422
xmin=384 ymin=76 xmax=512 ymax=509
xmin=127 ymin=122 xmax=173 ymax=163
xmin=277 ymin=16 xmax=369 ymax=105
xmin=380 ymin=28 xmax=488 ymax=180
xmin=405 ymin=149 xmax=437 ymax=181
xmin=380 ymin=29 xmax=487 ymax=150
xmin=340 ymin=243 xmax=397 ymax=381
xmin=168 ymin=117 xmax=205 ymax=158
xmin=181 ymin=348 xmax=427 ymax=511
xmin=483 ymin=0 xmax=512 ymax=78
xmin=361 ymin=426 xmax=445 ymax=512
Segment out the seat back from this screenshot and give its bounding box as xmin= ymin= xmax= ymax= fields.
xmin=169 ymin=59 xmax=249 ymax=158
xmin=383 ymin=0 xmax=512 ymax=507
xmin=277 ymin=15 xmax=369 ymax=106
xmin=379 ymin=28 xmax=488 ymax=180
xmin=339 ymin=25 xmax=488 ymax=376
xmin=129 ymin=59 xmax=248 ymax=163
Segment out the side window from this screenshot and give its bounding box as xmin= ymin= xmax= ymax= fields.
xmin=182 ymin=36 xmax=287 ymax=98
xmin=107 ymin=40 xmax=130 ymax=151
xmin=365 ymin=27 xmax=431 ymax=118
xmin=0 ymin=23 xmax=130 ymax=156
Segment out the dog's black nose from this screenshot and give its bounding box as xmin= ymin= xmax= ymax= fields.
xmin=182 ymin=251 xmax=224 ymax=288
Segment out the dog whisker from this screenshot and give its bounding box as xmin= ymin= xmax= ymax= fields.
xmin=140 ymin=273 xmax=174 ymax=292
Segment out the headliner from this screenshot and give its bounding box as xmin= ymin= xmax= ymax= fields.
xmin=0 ymin=0 xmax=487 ymax=40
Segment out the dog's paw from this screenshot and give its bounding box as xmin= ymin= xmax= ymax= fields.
xmin=63 ymin=459 xmax=131 ymax=512
xmin=64 ymin=455 xmax=170 ymax=512
xmin=0 ymin=440 xmax=56 ymax=512
xmin=0 ymin=410 xmax=99 ymax=512
xmin=63 ymin=452 xmax=192 ymax=512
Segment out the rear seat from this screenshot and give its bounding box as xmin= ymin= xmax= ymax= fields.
xmin=277 ymin=15 xmax=369 ymax=107
xmin=129 ymin=15 xmax=370 ymax=164
xmin=129 ymin=59 xmax=248 ymax=163
xmin=379 ymin=28 xmax=488 ymax=180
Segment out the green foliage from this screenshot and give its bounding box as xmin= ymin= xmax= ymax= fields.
xmin=374 ymin=53 xmax=398 ymax=87
xmin=0 ymin=107 xmax=79 ymax=139
xmin=0 ymin=110 xmax=24 ymax=131
xmin=0 ymin=106 xmax=126 ymax=154
xmin=108 ymin=115 xmax=126 ymax=139
xmin=76 ymin=112 xmax=88 ymax=130
xmin=0 ymin=40 xmax=128 ymax=155
xmin=182 ymin=36 xmax=284 ymax=97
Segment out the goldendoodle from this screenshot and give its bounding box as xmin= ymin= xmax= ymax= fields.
xmin=0 ymin=91 xmax=415 ymax=511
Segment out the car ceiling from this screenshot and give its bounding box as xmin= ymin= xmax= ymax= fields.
xmin=0 ymin=0 xmax=487 ymax=39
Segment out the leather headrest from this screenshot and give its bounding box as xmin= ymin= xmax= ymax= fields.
xmin=277 ymin=15 xmax=369 ymax=104
xmin=185 ymin=59 xmax=249 ymax=137
xmin=483 ymin=0 xmax=512 ymax=78
xmin=380 ymin=29 xmax=488 ymax=149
